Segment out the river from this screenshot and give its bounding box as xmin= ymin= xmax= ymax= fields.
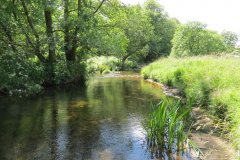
xmin=0 ymin=72 xmax=174 ymax=159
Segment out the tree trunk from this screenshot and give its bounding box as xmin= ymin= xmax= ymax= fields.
xmin=63 ymin=0 xmax=84 ymax=62
xmin=63 ymin=0 xmax=75 ymax=61
xmin=120 ymin=56 xmax=128 ymax=71
xmin=120 ymin=50 xmax=136 ymax=71
xmin=44 ymin=9 xmax=55 ymax=63
xmin=44 ymin=5 xmax=56 ymax=83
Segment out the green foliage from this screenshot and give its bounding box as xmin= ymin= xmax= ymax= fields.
xmin=52 ymin=58 xmax=87 ymax=84
xmin=87 ymin=56 xmax=119 ymax=74
xmin=86 ymin=56 xmax=138 ymax=74
xmin=144 ymin=101 xmax=191 ymax=156
xmin=124 ymin=5 xmax=153 ymax=54
xmin=89 ymin=28 xmax=129 ymax=56
xmin=0 ymin=52 xmax=44 ymax=96
xmin=95 ymin=1 xmax=153 ymax=70
xmin=0 ymin=0 xmax=111 ymax=95
xmin=141 ymin=55 xmax=240 ymax=149
xmin=119 ymin=4 xmax=153 ymax=69
xmin=1 ymin=0 xmax=160 ymax=95
xmin=0 ymin=50 xmax=88 ymax=96
xmin=221 ymin=31 xmax=239 ymax=52
xmin=232 ymin=47 xmax=240 ymax=55
xmin=171 ymin=22 xmax=227 ymax=57
xmin=88 ymin=0 xmax=129 ymax=56
xmin=144 ymin=0 xmax=178 ymax=61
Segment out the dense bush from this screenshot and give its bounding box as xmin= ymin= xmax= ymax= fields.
xmin=53 ymin=58 xmax=87 ymax=85
xmin=0 ymin=52 xmax=44 ymax=96
xmin=1 ymin=54 xmax=134 ymax=96
xmin=0 ymin=51 xmax=88 ymax=96
xmin=141 ymin=55 xmax=240 ymax=149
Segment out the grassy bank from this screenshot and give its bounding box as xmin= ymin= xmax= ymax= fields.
xmin=141 ymin=55 xmax=240 ymax=149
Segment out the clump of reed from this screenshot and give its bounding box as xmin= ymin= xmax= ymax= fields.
xmin=144 ymin=101 xmax=191 ymax=158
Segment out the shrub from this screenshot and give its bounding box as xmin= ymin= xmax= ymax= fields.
xmin=53 ymin=58 xmax=87 ymax=85
xmin=86 ymin=56 xmax=138 ymax=74
xmin=86 ymin=56 xmax=119 ymax=74
xmin=0 ymin=52 xmax=44 ymax=96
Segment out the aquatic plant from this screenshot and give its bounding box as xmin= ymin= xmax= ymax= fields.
xmin=144 ymin=101 xmax=191 ymax=158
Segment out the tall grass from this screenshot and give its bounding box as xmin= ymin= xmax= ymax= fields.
xmin=141 ymin=55 xmax=240 ymax=149
xmin=144 ymin=101 xmax=191 ymax=158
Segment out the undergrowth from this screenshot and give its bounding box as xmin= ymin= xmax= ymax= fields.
xmin=86 ymin=56 xmax=138 ymax=74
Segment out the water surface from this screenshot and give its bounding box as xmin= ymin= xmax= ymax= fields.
xmin=0 ymin=73 xmax=169 ymax=160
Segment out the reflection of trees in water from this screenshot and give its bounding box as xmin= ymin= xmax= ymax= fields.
xmin=87 ymin=78 xmax=159 ymax=118
xmin=85 ymin=78 xmax=160 ymax=159
xmin=50 ymin=94 xmax=58 ymax=160
xmin=0 ymin=77 xmax=164 ymax=159
xmin=65 ymin=86 xmax=102 ymax=159
xmin=0 ymin=98 xmax=46 ymax=159
xmin=87 ymin=78 xmax=127 ymax=122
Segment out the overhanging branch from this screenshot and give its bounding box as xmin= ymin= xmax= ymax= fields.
xmin=92 ymin=0 xmax=106 ymax=15
xmin=52 ymin=29 xmax=65 ymax=33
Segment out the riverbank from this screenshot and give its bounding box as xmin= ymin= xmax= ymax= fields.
xmin=141 ymin=55 xmax=240 ymax=158
xmin=191 ymin=107 xmax=237 ymax=159
xmin=144 ymin=77 xmax=237 ymax=159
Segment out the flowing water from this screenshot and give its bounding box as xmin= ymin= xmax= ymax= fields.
xmin=0 ymin=72 xmax=189 ymax=160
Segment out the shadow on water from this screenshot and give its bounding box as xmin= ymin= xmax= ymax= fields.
xmin=0 ymin=72 xmax=192 ymax=160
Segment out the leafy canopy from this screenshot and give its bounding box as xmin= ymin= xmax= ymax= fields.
xmin=171 ymin=22 xmax=227 ymax=57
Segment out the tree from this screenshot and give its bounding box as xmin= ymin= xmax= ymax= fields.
xmin=44 ymin=0 xmax=56 ymax=83
xmin=144 ymin=0 xmax=178 ymax=61
xmin=221 ymin=31 xmax=238 ymax=52
xmin=0 ymin=0 xmax=107 ymax=80
xmin=120 ymin=5 xmax=153 ymax=70
xmin=171 ymin=22 xmax=226 ymax=57
xmin=0 ymin=0 xmax=108 ymax=95
xmin=85 ymin=0 xmax=129 ymax=57
xmin=88 ymin=1 xmax=153 ymax=70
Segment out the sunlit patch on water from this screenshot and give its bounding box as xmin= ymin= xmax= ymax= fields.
xmin=70 ymin=100 xmax=89 ymax=108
